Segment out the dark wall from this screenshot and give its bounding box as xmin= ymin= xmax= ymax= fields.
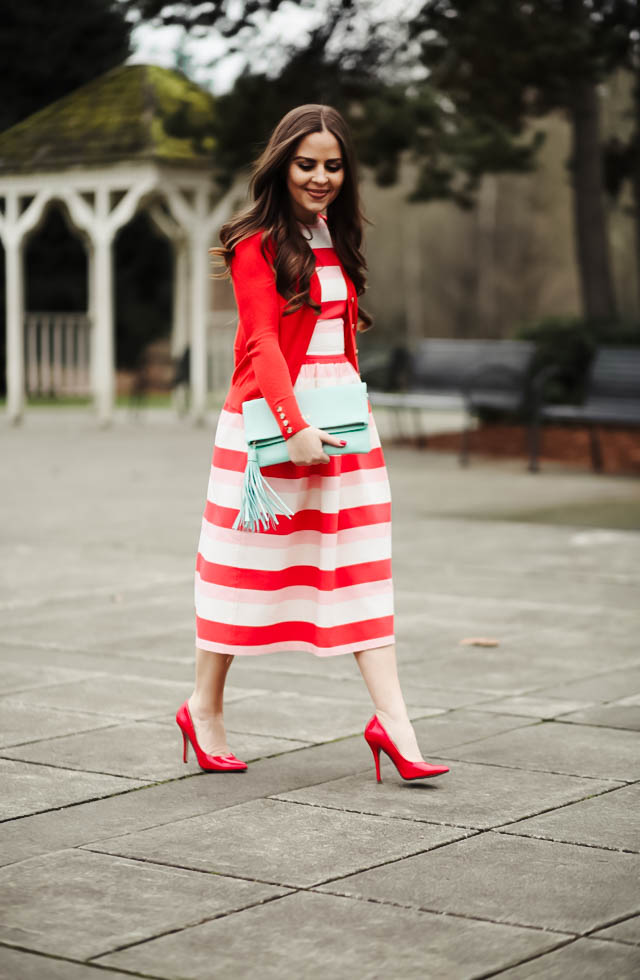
xmin=114 ymin=210 xmax=172 ymax=371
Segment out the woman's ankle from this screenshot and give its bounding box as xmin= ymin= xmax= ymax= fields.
xmin=188 ymin=694 xmax=223 ymax=720
xmin=375 ymin=707 xmax=411 ymax=728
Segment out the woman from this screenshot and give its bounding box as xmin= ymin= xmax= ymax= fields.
xmin=176 ymin=105 xmax=449 ymax=783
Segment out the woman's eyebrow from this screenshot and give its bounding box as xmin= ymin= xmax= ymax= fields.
xmin=293 ymin=155 xmax=343 ymax=162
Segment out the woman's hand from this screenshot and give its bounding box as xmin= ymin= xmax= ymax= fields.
xmin=286 ymin=426 xmax=346 ymax=465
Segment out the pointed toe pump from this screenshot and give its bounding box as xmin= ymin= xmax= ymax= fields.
xmin=176 ymin=701 xmax=247 ymax=772
xmin=364 ymin=714 xmax=449 ymax=782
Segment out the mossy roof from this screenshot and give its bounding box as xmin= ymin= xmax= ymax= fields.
xmin=0 ymin=64 xmax=217 ymax=174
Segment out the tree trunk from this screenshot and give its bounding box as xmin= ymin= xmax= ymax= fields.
xmin=567 ymin=75 xmax=618 ymax=321
xmin=630 ymin=77 xmax=640 ymax=314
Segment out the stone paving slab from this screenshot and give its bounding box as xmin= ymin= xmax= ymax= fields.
xmin=231 ymin=657 xmax=507 ymax=709
xmin=494 ymin=937 xmax=640 ymax=978
xmin=532 ymin=664 xmax=640 ymax=704
xmin=1 ymin=596 xmax=194 ymax=650
xmin=410 ymin=709 xmax=537 ymax=753
xmin=85 ymin=797 xmax=471 ymax=888
xmin=2 ymin=721 xmax=310 ymax=781
xmin=0 ymin=759 xmax=144 ymax=832
xmin=500 ymin=783 xmax=640 ymax=852
xmin=222 ymin=691 xmax=444 ymax=743
xmin=3 ymin=675 xmax=260 ymax=721
xmin=494 ymin=623 xmax=640 ymax=665
xmin=443 ymin=720 xmax=640 ymax=780
xmin=0 ymin=640 xmax=197 ymax=681
xmin=0 ymin=700 xmax=123 ymax=748
xmin=0 ymin=738 xmax=373 ymax=868
xmin=470 ymin=694 xmax=595 ymax=719
xmin=96 ymin=889 xmax=572 ymax=980
xmin=395 ymin=574 xmax=638 ymax=625
xmin=617 ymin=693 xmax=640 ymax=706
xmin=405 ymin=560 xmax=640 ymax=616
xmin=0 ymin=758 xmax=146 ymax=822
xmin=398 ymin=641 xmax=611 ymax=695
xmin=273 ymin=762 xmax=620 ymax=831
xmin=97 ymin=626 xmax=198 ymax=663
xmin=0 ymin=946 xmax=136 ymax=980
xmin=559 ymin=704 xmax=640 ymax=731
xmin=0 ymin=848 xmax=286 ymax=960
xmin=590 ymin=914 xmax=640 ymax=946
xmin=394 ymin=619 xmax=619 ymax=678
xmin=317 ymin=833 xmax=640 ymax=934
xmin=0 ymin=539 xmax=189 ymax=605
xmin=0 ymin=663 xmax=94 ymax=696
xmin=395 ymin=572 xmax=639 ymax=621
xmin=194 ymin=666 xmax=376 ymax=705
xmin=226 ymin=663 xmax=487 ymax=711
xmin=228 ymin=649 xmax=363 ymax=678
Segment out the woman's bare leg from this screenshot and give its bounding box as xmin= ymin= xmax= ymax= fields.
xmin=353 ymin=643 xmax=423 ymax=762
xmin=187 ymin=648 xmax=234 ymax=754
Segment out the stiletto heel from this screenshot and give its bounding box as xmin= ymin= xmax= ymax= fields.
xmin=364 ymin=714 xmax=449 ymax=782
xmin=176 ymin=700 xmax=248 ymax=773
xmin=370 ymin=743 xmax=382 ymax=783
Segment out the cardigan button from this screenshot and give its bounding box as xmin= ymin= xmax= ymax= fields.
xmin=283 ymin=418 xmax=289 ymax=425
xmin=286 ymin=426 xmax=292 ymax=433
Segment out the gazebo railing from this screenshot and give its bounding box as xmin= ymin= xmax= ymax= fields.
xmin=23 ymin=309 xmax=236 ymax=402
xmin=207 ymin=311 xmax=236 ymax=396
xmin=24 ymin=313 xmax=91 ymax=397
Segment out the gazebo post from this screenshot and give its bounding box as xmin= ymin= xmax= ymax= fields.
xmin=189 ymin=225 xmax=209 ymax=425
xmin=5 ymin=214 xmax=26 ymax=424
xmin=172 ymin=239 xmax=190 ymax=359
xmin=147 ymin=202 xmax=190 ymax=362
xmin=86 ymin=240 xmax=98 ymax=400
xmin=92 ymin=229 xmax=115 ymax=425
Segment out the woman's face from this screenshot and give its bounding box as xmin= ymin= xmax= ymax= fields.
xmin=286 ymin=128 xmax=344 ymax=223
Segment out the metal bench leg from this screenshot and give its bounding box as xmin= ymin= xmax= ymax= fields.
xmin=460 ymin=419 xmax=470 ymax=466
xmin=527 ymin=417 xmax=540 ymax=473
xmin=589 ymin=425 xmax=603 ymax=472
xmin=414 ymin=407 xmax=427 ymax=448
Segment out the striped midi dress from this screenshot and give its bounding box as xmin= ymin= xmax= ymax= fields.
xmin=195 ymin=216 xmax=395 ymax=657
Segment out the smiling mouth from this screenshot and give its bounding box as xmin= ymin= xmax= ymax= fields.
xmin=307 ymin=189 xmax=329 ymax=198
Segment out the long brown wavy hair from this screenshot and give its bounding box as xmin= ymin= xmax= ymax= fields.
xmin=211 ymin=104 xmax=372 ymax=332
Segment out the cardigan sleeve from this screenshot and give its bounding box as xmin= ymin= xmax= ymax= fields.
xmin=230 ymin=234 xmax=310 ymax=440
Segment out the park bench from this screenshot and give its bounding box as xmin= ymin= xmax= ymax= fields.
xmin=365 ymin=338 xmax=536 ymax=465
xmin=529 ymin=346 xmax=640 ymax=472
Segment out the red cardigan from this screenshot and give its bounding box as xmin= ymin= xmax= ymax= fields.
xmin=222 ymin=224 xmax=361 ymax=440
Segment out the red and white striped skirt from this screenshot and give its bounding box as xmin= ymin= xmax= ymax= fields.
xmin=194 ymin=353 xmax=395 ymax=657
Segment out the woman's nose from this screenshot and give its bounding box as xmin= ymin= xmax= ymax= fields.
xmin=311 ymin=168 xmax=329 ymax=183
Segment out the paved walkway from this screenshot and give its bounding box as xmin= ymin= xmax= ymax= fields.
xmin=1 ymin=412 xmax=640 ymax=979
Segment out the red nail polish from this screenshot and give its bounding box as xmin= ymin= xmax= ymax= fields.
xmin=340 ymin=440 xmax=347 ymax=446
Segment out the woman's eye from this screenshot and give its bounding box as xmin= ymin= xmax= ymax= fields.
xmin=296 ymin=162 xmax=342 ymax=172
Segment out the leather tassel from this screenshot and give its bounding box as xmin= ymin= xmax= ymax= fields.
xmin=232 ymin=446 xmax=295 ymax=532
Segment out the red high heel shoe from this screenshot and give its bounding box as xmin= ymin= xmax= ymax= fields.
xmin=364 ymin=714 xmax=449 ymax=782
xmin=176 ymin=701 xmax=247 ymax=772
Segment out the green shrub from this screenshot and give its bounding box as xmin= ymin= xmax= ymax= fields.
xmin=516 ymin=315 xmax=640 ymax=404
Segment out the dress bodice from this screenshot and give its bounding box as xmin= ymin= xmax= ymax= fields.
xmin=299 ymin=215 xmax=348 ymax=356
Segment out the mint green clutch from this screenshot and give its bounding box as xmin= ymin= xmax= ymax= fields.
xmin=233 ymin=381 xmax=370 ymax=532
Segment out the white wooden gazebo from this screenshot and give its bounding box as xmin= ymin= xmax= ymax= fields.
xmin=0 ymin=63 xmax=244 ymax=424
